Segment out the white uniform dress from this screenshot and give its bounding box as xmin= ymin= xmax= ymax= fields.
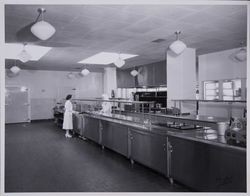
xmin=63 ymin=100 xmax=74 ymax=130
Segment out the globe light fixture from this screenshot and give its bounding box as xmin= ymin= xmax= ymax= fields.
xmin=81 ymin=68 xmax=90 ymax=76
xmin=114 ymin=53 xmax=125 ymax=68
xmin=234 ymin=42 xmax=247 ymax=62
xmin=130 ymin=69 xmax=138 ymax=77
xmin=67 ymin=72 xmax=75 ymax=79
xmin=10 ymin=66 xmax=21 ymax=74
xmin=169 ymin=31 xmax=187 ymax=55
xmin=31 ymin=8 xmax=56 ymax=41
xmin=18 ymin=43 xmax=32 ymax=63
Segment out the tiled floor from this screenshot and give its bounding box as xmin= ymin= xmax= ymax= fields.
xmin=5 ymin=121 xmax=191 ymax=192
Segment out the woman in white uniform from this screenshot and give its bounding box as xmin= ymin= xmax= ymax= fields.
xmin=63 ymin=94 xmax=78 ymax=138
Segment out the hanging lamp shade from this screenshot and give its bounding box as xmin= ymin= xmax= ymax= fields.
xmin=18 ymin=45 xmax=32 ymax=63
xmin=31 ymin=8 xmax=56 ymax=41
xmin=114 ymin=54 xmax=125 ymax=68
xmin=10 ymin=66 xmax=21 ymax=74
xmin=67 ymin=73 xmax=74 ymax=79
xmin=234 ymin=48 xmax=247 ymax=62
xmin=81 ymin=68 xmax=90 ymax=76
xmin=130 ymin=69 xmax=138 ymax=77
xmin=169 ymin=31 xmax=187 ymax=55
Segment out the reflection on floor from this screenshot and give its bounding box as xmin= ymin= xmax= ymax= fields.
xmin=5 ymin=121 xmax=191 ymax=192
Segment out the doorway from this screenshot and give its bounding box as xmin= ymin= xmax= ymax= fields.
xmin=5 ymin=86 xmax=31 ymax=124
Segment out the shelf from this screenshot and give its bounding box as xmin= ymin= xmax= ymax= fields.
xmin=172 ymin=99 xmax=246 ymax=103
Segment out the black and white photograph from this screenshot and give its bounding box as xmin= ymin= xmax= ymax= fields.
xmin=0 ymin=0 xmax=249 ymax=195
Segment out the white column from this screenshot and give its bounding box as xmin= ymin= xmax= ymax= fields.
xmin=167 ymin=48 xmax=196 ymax=113
xmin=103 ymin=67 xmax=117 ymax=98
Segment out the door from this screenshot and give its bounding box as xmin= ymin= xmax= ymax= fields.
xmin=83 ymin=116 xmax=100 ymax=143
xmin=5 ymin=86 xmax=30 ymax=123
xmin=168 ymin=136 xmax=246 ymax=192
xmin=130 ymin=128 xmax=167 ymax=175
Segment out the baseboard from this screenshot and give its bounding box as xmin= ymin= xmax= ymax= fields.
xmin=31 ymin=119 xmax=54 ymax=123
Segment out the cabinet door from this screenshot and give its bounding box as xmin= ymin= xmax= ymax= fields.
xmin=83 ymin=116 xmax=100 ymax=143
xmin=130 ymin=129 xmax=167 ymax=175
xmin=154 ymin=62 xmax=166 ymax=86
xmin=168 ymin=136 xmax=246 ymax=192
xmin=101 ymin=120 xmax=113 ymax=149
xmin=111 ymin=123 xmax=128 ymax=157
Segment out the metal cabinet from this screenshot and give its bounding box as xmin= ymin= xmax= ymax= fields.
xmin=73 ymin=113 xmax=84 ymax=135
xmin=101 ymin=121 xmax=128 ymax=157
xmin=154 ymin=61 xmax=166 ymax=86
xmin=101 ymin=120 xmax=113 ymax=149
xmin=129 ymin=128 xmax=167 ymax=175
xmin=83 ymin=116 xmax=100 ymax=143
xmin=112 ymin=123 xmax=128 ymax=156
xmin=168 ymin=136 xmax=246 ymax=192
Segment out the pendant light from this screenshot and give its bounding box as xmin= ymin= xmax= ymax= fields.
xmin=18 ymin=43 xmax=32 ymax=63
xmin=67 ymin=72 xmax=75 ymax=79
xmin=10 ymin=60 xmax=21 ymax=75
xmin=81 ymin=65 xmax=90 ymax=76
xmin=31 ymin=8 xmax=56 ymax=41
xmin=10 ymin=66 xmax=21 ymax=74
xmin=130 ymin=67 xmax=138 ymax=77
xmin=114 ymin=53 xmax=125 ymax=68
xmin=169 ymin=31 xmax=187 ymax=55
xmin=234 ymin=42 xmax=247 ymax=62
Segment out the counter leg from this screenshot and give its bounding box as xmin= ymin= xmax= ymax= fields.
xmin=130 ymin=159 xmax=134 ymax=165
xmin=169 ymin=177 xmax=174 ymax=185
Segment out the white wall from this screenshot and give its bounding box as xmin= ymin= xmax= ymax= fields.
xmin=198 ymin=47 xmax=247 ymax=118
xmin=167 ymin=48 xmax=196 ymax=113
xmin=6 ymin=70 xmax=104 ymax=120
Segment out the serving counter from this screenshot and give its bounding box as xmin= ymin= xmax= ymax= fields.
xmin=71 ymin=110 xmax=246 ymax=192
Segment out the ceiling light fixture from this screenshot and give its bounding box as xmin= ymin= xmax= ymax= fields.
xmin=78 ymin=52 xmax=137 ymax=65
xmin=31 ymin=8 xmax=56 ymax=41
xmin=114 ymin=53 xmax=125 ymax=68
xmin=169 ymin=31 xmax=187 ymax=55
xmin=18 ymin=43 xmax=32 ymax=63
xmin=67 ymin=72 xmax=75 ymax=79
xmin=81 ymin=65 xmax=90 ymax=76
xmin=130 ymin=68 xmax=138 ymax=77
xmin=10 ymin=65 xmax=21 ymax=75
xmin=5 ymin=43 xmax=52 ymax=61
xmin=234 ymin=42 xmax=247 ymax=62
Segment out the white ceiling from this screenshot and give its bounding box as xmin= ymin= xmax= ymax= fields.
xmin=5 ymin=4 xmax=247 ymax=71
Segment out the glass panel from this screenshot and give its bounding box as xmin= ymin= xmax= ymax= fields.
xmin=223 ymin=96 xmax=233 ymax=100
xmin=223 ymin=81 xmax=232 ymax=89
xmin=206 ymin=96 xmax=218 ymax=100
xmin=206 ymin=83 xmax=217 ymax=89
xmin=206 ymin=90 xmax=217 ymax=96
xmin=204 ymin=81 xmax=219 ymax=100
xmin=223 ymin=89 xmax=233 ymax=96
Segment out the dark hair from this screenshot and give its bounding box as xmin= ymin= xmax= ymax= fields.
xmin=66 ymin=94 xmax=72 ymax=100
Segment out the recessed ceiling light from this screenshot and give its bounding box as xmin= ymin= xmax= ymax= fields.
xmin=78 ymin=52 xmax=138 ymax=65
xmin=5 ymin=43 xmax=52 ymax=61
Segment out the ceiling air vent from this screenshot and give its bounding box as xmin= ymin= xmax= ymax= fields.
xmin=152 ymin=39 xmax=166 ymax=43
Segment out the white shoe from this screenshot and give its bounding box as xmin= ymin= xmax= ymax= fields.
xmin=65 ymin=134 xmax=72 ymax=138
xmin=81 ymin=136 xmax=87 ymax=140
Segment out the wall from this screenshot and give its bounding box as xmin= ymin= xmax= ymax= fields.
xmin=198 ymin=47 xmax=247 ymax=118
xmin=6 ymin=70 xmax=104 ymax=120
xmin=167 ymin=48 xmax=196 ymax=113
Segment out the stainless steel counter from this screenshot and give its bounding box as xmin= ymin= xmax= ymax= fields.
xmin=79 ymin=111 xmax=245 ymax=152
